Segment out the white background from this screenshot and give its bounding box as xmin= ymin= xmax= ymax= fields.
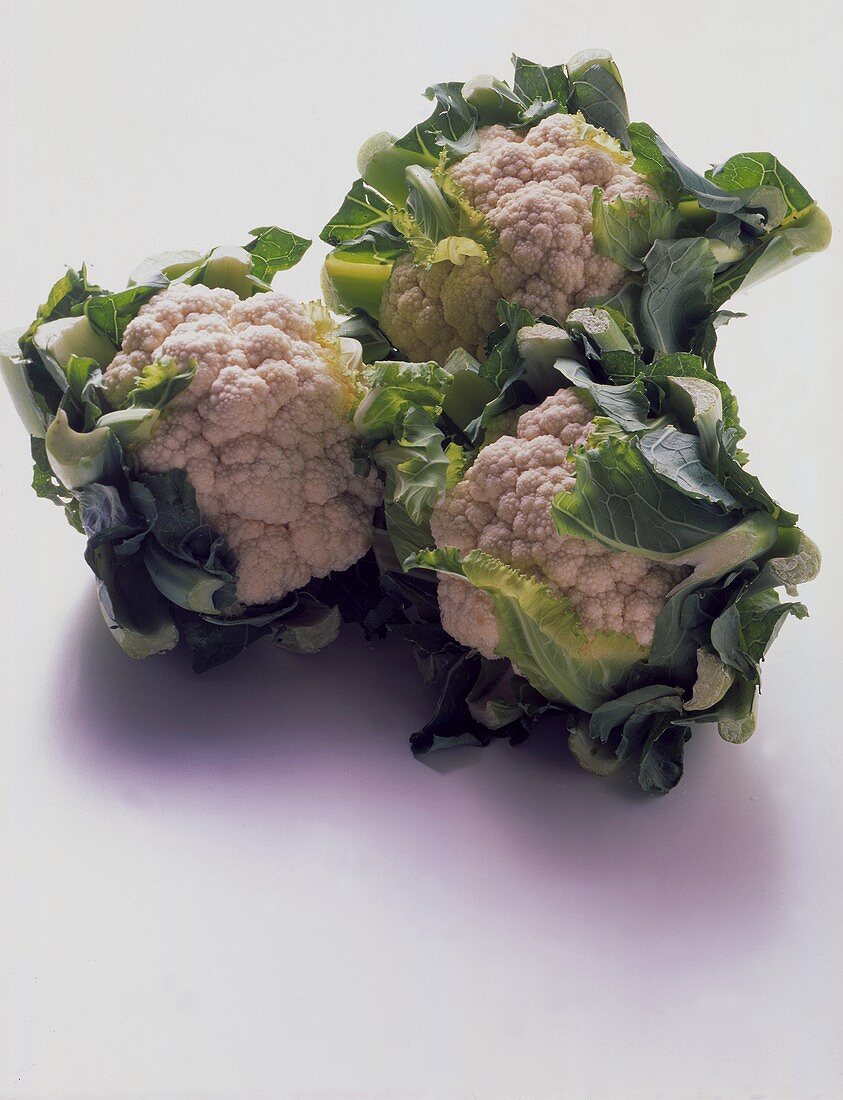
xmin=1 ymin=1 xmax=841 ymax=1097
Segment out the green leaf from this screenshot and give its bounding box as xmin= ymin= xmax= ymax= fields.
xmin=338 ymin=311 xmax=392 ymax=364
xmin=591 ymin=191 xmax=687 ymax=271
xmin=638 ymin=238 xmax=718 ymax=356
xmin=131 ymin=471 xmax=238 ymax=610
xmin=245 ymin=225 xmax=311 ymax=282
xmin=637 ymin=425 xmax=740 ymax=510
xmin=374 ymin=407 xmax=460 ymax=526
xmin=411 ymin=82 xmax=478 ymax=158
xmin=331 ymin=224 xmax=409 ymax=262
xmin=466 ymin=301 xmax=538 ymax=439
xmin=710 ymin=589 xmax=807 ymax=682
xmin=320 ymin=179 xmax=393 ymax=245
xmin=708 ymin=153 xmax=813 ymax=221
xmin=126 ymin=356 xmax=196 ymax=410
xmin=408 ymin=645 xmax=489 ymax=754
xmin=77 ymin=484 xmax=180 ymax=659
xmin=638 ymin=722 xmax=690 ymax=793
xmin=321 ymin=249 xmax=394 ymax=318
xmin=462 ymin=73 xmax=525 ymax=125
xmin=354 ymin=360 xmax=452 ymax=441
xmin=714 ymin=423 xmax=798 ymax=525
xmin=602 ymin=351 xmax=743 ymax=445
xmin=30 ymin=435 xmax=84 ymax=532
xmin=143 ymin=538 xmax=234 ymax=615
xmin=391 ymin=162 xmax=494 ymax=267
xmin=745 ymin=527 xmax=821 ymax=597
xmin=553 ymin=358 xmax=651 ymax=432
xmin=552 ymin=434 xmax=734 ymax=556
xmin=645 ymin=512 xmax=779 ymax=679
xmin=710 ymin=204 xmax=831 ymax=307
xmin=412 ymin=548 xmax=645 ymax=713
xmin=272 ymin=599 xmax=342 ymax=654
xmin=628 ymin=123 xmax=744 ymax=213
xmin=567 ymin=50 xmax=630 ymax=146
xmin=511 ymin=55 xmax=570 ymax=109
xmin=18 ymin=265 xmax=105 ymax=357
xmin=0 ymin=329 xmax=52 ymax=436
xmin=84 ymin=281 xmax=166 ymax=346
xmin=181 ymin=619 xmax=255 ymax=673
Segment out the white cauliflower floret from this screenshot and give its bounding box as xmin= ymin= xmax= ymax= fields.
xmin=379 ymin=113 xmax=656 ymax=363
xmin=430 ymin=388 xmax=687 ymax=659
xmin=102 ymin=283 xmax=382 ymax=607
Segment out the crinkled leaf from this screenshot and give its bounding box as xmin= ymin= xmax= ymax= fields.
xmin=375 ymin=408 xmax=460 ymax=526
xmin=412 ymin=548 xmax=645 ymax=713
xmin=591 ymin=191 xmax=687 ymax=271
xmin=355 ymin=360 xmax=452 ymax=442
xmin=126 ymin=357 xmax=196 ymax=410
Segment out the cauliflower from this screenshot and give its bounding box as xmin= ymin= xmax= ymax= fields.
xmin=335 ymin=113 xmax=649 ymax=364
xmin=430 ymin=388 xmax=687 ymax=659
xmin=102 ymin=282 xmax=382 ymax=607
xmin=378 ymin=115 xmax=655 ymax=363
xmin=323 ymin=52 xmax=829 ymax=369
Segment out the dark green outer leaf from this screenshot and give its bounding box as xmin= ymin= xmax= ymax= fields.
xmin=715 ymin=424 xmax=797 ymax=525
xmin=30 ymin=436 xmax=84 ymax=532
xmin=638 ymin=238 xmax=718 ymax=356
xmin=412 ymin=82 xmax=478 ymax=158
xmin=554 ymin=358 xmax=651 ymax=431
xmin=710 ymin=589 xmax=807 ymax=681
xmin=601 ymin=350 xmax=743 ymax=444
xmin=466 ymin=301 xmax=537 ymax=439
xmin=511 ymin=55 xmax=570 ymax=108
xmin=567 ymin=55 xmax=630 ymax=146
xmin=638 ymin=425 xmax=740 ymax=510
xmin=638 ymin=723 xmax=691 ymax=793
xmin=628 ymin=123 xmax=745 ymax=214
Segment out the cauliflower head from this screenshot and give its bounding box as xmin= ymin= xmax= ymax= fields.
xmin=430 ymin=388 xmax=688 ymax=659
xmin=103 ymin=283 xmax=382 ymax=607
xmin=379 ymin=114 xmax=655 ymax=363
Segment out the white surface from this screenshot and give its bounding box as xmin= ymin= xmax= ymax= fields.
xmin=1 ymin=1 xmax=841 ymax=1097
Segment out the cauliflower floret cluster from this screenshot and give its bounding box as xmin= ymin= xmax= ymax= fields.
xmin=430 ymin=388 xmax=687 ymax=659
xmin=379 ymin=114 xmax=656 ymax=363
xmin=103 ymin=283 xmax=382 ymax=607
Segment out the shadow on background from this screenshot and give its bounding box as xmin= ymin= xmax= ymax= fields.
xmin=55 ymin=591 xmax=786 ymax=967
